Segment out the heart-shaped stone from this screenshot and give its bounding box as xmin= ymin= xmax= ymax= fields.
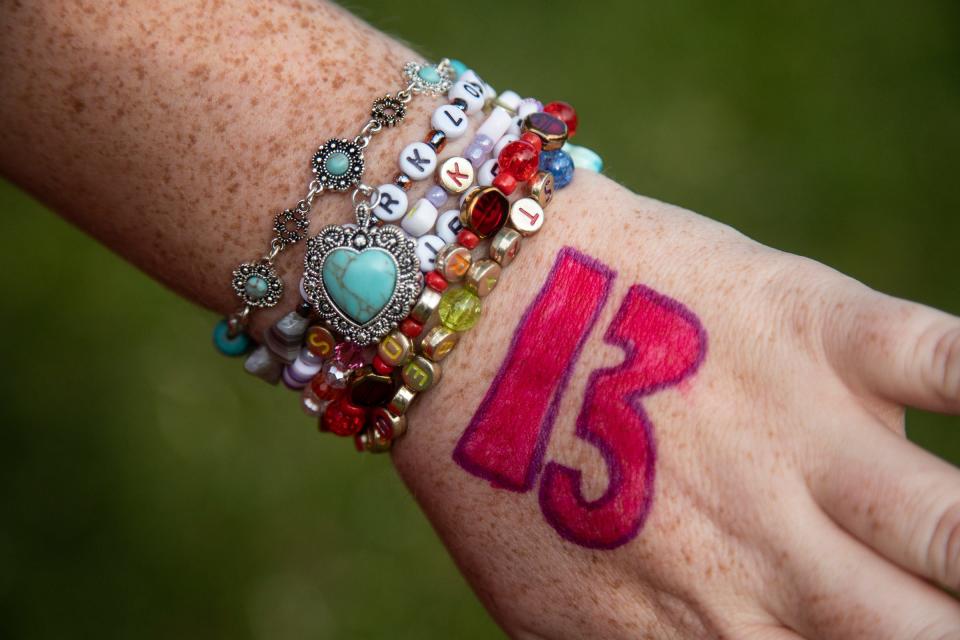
xmin=322 ymin=248 xmax=398 ymax=325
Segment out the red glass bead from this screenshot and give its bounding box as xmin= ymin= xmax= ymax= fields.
xmin=543 ymin=101 xmax=578 ymax=137
xmin=323 ymin=396 xmax=367 ymax=437
xmin=425 ymin=271 xmax=448 ymax=292
xmin=520 ymin=131 xmax=542 ymax=153
xmin=372 ymin=354 xmax=394 ymax=375
xmin=456 ymin=229 xmax=479 ymax=249
xmin=400 ymin=317 xmax=424 ymax=338
xmin=310 ymin=376 xmax=343 ymax=400
xmin=463 ymin=187 xmax=509 ymax=238
xmin=492 ymin=172 xmax=518 ymax=195
xmin=498 ymin=140 xmax=539 ymax=182
xmin=372 ymin=413 xmax=394 ymax=441
xmin=353 ymin=433 xmax=365 ymax=452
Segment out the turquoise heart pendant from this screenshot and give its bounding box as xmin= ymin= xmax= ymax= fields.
xmin=303 ymin=221 xmax=421 ymax=346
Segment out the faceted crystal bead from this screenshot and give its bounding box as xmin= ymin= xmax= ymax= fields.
xmin=323 ymin=360 xmax=351 ymax=388
xmin=439 ymin=287 xmax=482 ymax=332
xmin=322 ymin=397 xmax=367 ymax=437
xmin=498 ymin=140 xmax=539 ymax=182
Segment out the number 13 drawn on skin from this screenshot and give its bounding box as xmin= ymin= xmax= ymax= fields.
xmin=454 ymin=247 xmax=707 ymax=549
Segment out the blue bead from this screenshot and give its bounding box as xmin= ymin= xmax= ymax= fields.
xmin=562 ymin=142 xmax=604 ymax=173
xmin=449 ymin=59 xmax=468 ymax=80
xmin=244 ymin=275 xmax=269 ymax=300
xmin=539 ymin=149 xmax=575 ymax=189
xmin=213 ymin=319 xmax=251 ymax=356
xmin=324 ymin=151 xmax=350 ymax=176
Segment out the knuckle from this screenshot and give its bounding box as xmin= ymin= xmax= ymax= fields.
xmin=922 ymin=324 xmax=960 ymax=405
xmin=924 ymin=498 xmax=960 ymax=590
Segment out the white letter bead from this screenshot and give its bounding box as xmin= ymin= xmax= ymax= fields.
xmin=493 ymin=134 xmax=520 ymax=158
xmin=508 ymin=197 xmax=545 ymax=236
xmin=507 ymin=113 xmax=524 ymax=137
xmin=477 ymin=159 xmax=499 ymax=187
xmin=476 ymin=107 xmax=514 ymax=143
xmin=436 ymin=209 xmax=464 ymax=244
xmin=373 ymin=183 xmax=408 ymax=222
xmin=448 ymin=79 xmax=485 ymax=114
xmin=399 ymin=142 xmax=437 ymax=179
xmin=431 ymin=104 xmax=469 ymax=139
xmin=437 ymin=156 xmax=475 ymax=194
xmin=401 ymin=198 xmax=438 ymax=237
xmin=518 ymin=99 xmax=540 ymax=118
xmin=496 ymin=90 xmax=522 ymax=113
xmin=416 ymin=234 xmax=446 ymax=272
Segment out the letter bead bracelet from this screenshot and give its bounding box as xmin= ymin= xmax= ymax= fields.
xmin=214 ymin=59 xmax=603 ymax=453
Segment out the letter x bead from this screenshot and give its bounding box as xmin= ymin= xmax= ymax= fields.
xmin=399 ymin=142 xmax=438 ymax=179
xmin=438 ymin=156 xmax=475 ymax=194
xmin=508 ymin=197 xmax=545 ymax=236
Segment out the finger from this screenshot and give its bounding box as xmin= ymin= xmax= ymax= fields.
xmin=773 ymin=502 xmax=960 ymax=640
xmin=824 ymin=289 xmax=960 ymax=414
xmin=810 ymin=424 xmax=960 ymax=591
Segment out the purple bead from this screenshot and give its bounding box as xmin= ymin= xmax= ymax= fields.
xmin=282 ymin=367 xmax=308 ymax=390
xmin=300 ymin=347 xmax=325 ymax=367
xmin=465 ymin=143 xmax=486 ymax=168
xmin=333 ymin=341 xmax=364 ymax=370
xmin=426 ymin=185 xmax=448 ymax=207
xmin=299 ymin=277 xmax=308 ymax=301
xmin=475 ymin=134 xmax=494 ymax=154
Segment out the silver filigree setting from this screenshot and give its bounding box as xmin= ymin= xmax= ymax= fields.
xmin=231 ymin=261 xmax=283 ymax=308
xmin=303 ymin=223 xmax=421 ymax=346
xmin=273 ymin=207 xmax=309 ymax=246
xmin=402 ymin=60 xmax=454 ymax=97
xmin=311 ymin=138 xmax=365 ymax=191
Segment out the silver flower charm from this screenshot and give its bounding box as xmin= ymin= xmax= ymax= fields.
xmin=402 ymin=60 xmax=454 ymax=97
xmin=311 ymin=138 xmax=364 ymax=191
xmin=232 ymin=261 xmax=283 ymax=308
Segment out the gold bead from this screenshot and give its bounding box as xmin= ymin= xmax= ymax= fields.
xmin=387 ymin=385 xmax=417 ymax=415
xmin=522 ymin=112 xmax=568 ymax=151
xmin=409 ymin=287 xmax=442 ymax=324
xmin=435 ymin=244 xmax=473 ymax=282
xmin=528 ymin=170 xmax=555 ymax=207
xmin=489 ymin=227 xmax=522 ymax=267
xmin=437 ymin=156 xmax=475 ymax=194
xmin=402 ymin=356 xmax=442 ymax=392
xmin=370 ymin=406 xmax=407 ymax=440
xmin=508 ymin=197 xmax=545 ymax=236
xmin=465 ymin=258 xmax=501 ymax=297
xmin=358 ymin=425 xmax=393 ymax=454
xmin=421 ymin=325 xmax=460 ymax=361
xmin=377 ymin=330 xmax=412 ymax=366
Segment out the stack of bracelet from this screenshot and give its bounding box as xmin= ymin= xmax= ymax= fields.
xmin=212 ymin=59 xmax=454 ymax=357
xmin=224 ymin=59 xmax=602 ymax=453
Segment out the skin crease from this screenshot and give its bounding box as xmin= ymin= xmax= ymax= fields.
xmin=2 ymin=1 xmax=960 ymax=638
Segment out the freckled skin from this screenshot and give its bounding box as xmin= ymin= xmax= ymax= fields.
xmin=4 ymin=2 xmax=960 ymax=640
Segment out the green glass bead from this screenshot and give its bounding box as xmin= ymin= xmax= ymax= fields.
xmin=418 ymin=65 xmax=441 ymax=84
xmin=438 ymin=287 xmax=482 ymax=332
xmin=324 ymin=151 xmax=350 ymax=176
xmin=244 ymin=275 xmax=269 ymax=300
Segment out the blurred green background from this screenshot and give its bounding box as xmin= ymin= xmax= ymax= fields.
xmin=1 ymin=1 xmax=958 ymax=638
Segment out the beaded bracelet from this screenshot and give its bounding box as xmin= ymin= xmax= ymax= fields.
xmin=212 ymin=59 xmax=454 ymax=356
xmin=232 ymin=60 xmax=602 ymax=453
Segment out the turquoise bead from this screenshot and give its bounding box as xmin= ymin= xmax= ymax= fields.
xmin=322 ymin=248 xmax=398 ymax=324
xmin=213 ymin=319 xmax=251 ymax=356
xmin=449 ymin=59 xmax=468 ymax=80
xmin=418 ymin=65 xmax=441 ymax=85
xmin=562 ymin=143 xmax=604 ymax=173
xmin=324 ymin=151 xmax=350 ymax=176
xmin=244 ymin=275 xmax=269 ymax=301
